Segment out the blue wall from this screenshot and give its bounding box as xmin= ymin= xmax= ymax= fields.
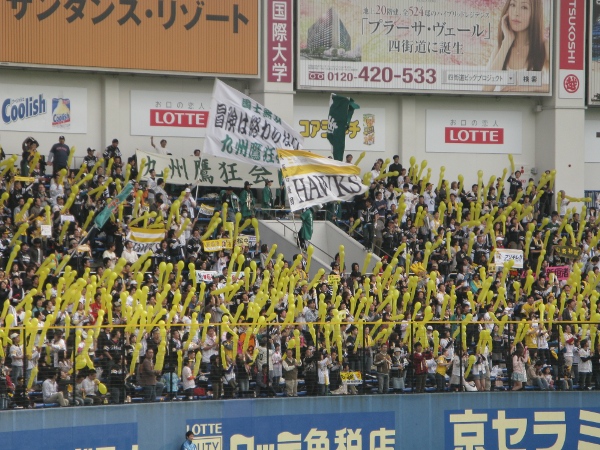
xmin=1 ymin=392 xmax=600 ymax=449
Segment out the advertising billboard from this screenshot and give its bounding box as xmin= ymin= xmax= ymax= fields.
xmin=0 ymin=85 xmax=87 ymax=133
xmin=0 ymin=0 xmax=259 ymax=77
xmin=589 ymin=0 xmax=600 ymax=104
xmin=130 ymin=90 xmax=211 ymax=138
xmin=298 ymin=0 xmax=553 ymax=95
xmin=294 ymin=104 xmax=386 ymax=151
xmin=426 ymin=110 xmax=523 ymax=154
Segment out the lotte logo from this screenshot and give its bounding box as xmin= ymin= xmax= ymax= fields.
xmin=150 ymin=109 xmax=209 ymax=128
xmin=563 ymin=74 xmax=580 ymax=94
xmin=445 ymin=127 xmax=504 ymax=144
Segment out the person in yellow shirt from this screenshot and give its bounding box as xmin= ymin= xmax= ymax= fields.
xmin=524 ymin=316 xmax=540 ymax=361
xmin=435 ymin=349 xmax=450 ymax=392
xmin=521 ymin=294 xmax=542 ymax=319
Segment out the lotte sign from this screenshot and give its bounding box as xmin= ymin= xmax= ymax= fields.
xmin=426 ymin=110 xmax=522 ymax=154
xmin=445 ymin=128 xmax=504 ymax=145
xmin=131 ymin=90 xmax=212 ymax=138
xmin=150 ymin=109 xmax=209 ymax=128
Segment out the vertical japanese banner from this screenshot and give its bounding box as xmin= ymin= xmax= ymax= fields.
xmin=559 ymin=0 xmax=584 ymax=99
xmin=588 ymin=0 xmax=600 ymax=104
xmin=204 ymin=80 xmax=303 ymax=167
xmin=267 ymin=0 xmax=293 ymax=83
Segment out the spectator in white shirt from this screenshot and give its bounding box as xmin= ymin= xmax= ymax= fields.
xmin=42 ymin=369 xmax=69 ymax=406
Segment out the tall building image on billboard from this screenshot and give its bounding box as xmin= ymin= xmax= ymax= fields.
xmin=307 ymin=8 xmax=351 ymax=52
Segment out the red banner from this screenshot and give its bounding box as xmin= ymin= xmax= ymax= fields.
xmin=149 ymin=110 xmax=209 ymax=128
xmin=559 ymin=0 xmax=585 ymax=98
xmin=267 ymin=0 xmax=293 ymax=83
xmin=444 ymin=128 xmax=504 ymax=145
xmin=546 ymin=266 xmax=571 ymax=281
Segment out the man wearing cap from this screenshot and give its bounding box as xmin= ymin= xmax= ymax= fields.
xmin=47 ymin=135 xmax=70 ymax=175
xmin=21 ymin=136 xmax=39 ymax=176
xmin=150 ymin=136 xmax=171 ymax=155
xmin=239 ymin=181 xmax=255 ymax=220
xmin=260 ymin=179 xmax=273 ymax=219
xmin=103 ymin=138 xmax=121 ymax=160
xmin=9 ymin=333 xmax=23 ymax=382
xmin=83 ymin=148 xmax=98 ymax=170
xmin=181 ymin=188 xmax=196 ymax=217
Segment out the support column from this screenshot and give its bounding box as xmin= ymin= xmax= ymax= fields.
xmin=535 ymin=0 xmax=586 ymax=197
xmin=101 ymin=76 xmax=120 ymax=150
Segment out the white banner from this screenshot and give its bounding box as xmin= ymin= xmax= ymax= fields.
xmin=278 ymin=149 xmax=368 ymax=212
xmin=425 ymin=110 xmax=523 ymax=154
xmin=127 ymin=227 xmax=165 ymax=254
xmin=198 ymin=204 xmax=215 ymax=216
xmin=0 ymin=85 xmax=87 ymax=133
xmin=196 ymin=271 xmax=219 ymax=283
xmin=294 ymin=105 xmax=385 ymax=152
xmin=130 ymin=90 xmax=212 ymax=138
xmin=494 ymin=249 xmax=524 ymax=269
xmin=136 ymin=149 xmax=280 ymax=188
xmin=204 ymin=80 xmax=303 ymax=167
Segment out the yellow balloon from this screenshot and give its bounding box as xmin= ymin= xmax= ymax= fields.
xmin=98 ymin=383 xmax=108 ymax=395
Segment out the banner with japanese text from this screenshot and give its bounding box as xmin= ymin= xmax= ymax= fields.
xmin=494 ymin=248 xmax=524 ymax=269
xmin=204 ymin=80 xmax=303 ymax=167
xmin=130 ymin=90 xmax=211 ymax=138
xmin=136 ymin=150 xmax=278 ymax=188
xmin=186 ymin=412 xmax=395 ymax=450
xmin=445 ymin=408 xmax=600 ymax=450
xmin=294 ymin=104 xmax=385 ymax=152
xmin=278 ymin=149 xmax=368 ymax=211
xmin=127 ymin=227 xmax=165 ymax=254
xmin=546 ymin=266 xmax=571 ymax=282
xmin=0 ymin=0 xmax=259 ymax=77
xmin=425 ymin=110 xmax=523 ymax=154
xmin=589 ymin=0 xmax=600 ymax=105
xmin=203 ymin=235 xmax=257 ymax=252
xmin=298 ymin=0 xmax=552 ymax=95
xmin=267 ymin=0 xmax=293 ymax=83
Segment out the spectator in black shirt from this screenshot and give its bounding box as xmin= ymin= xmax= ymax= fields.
xmin=47 ymin=136 xmax=70 ymax=175
xmin=103 ymin=139 xmax=121 ymax=160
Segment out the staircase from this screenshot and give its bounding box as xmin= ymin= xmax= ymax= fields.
xmin=257 ymin=219 xmax=381 ymax=277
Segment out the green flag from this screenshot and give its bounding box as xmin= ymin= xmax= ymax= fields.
xmin=93 ymin=182 xmax=134 ymax=229
xmin=326 ymin=93 xmax=360 ymax=161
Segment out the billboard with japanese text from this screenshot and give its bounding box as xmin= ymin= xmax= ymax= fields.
xmin=130 ymin=90 xmax=211 ymax=138
xmin=186 ymin=412 xmax=395 ymax=450
xmin=136 ymin=149 xmax=278 ymax=188
xmin=445 ymin=408 xmax=600 ymax=450
xmin=298 ymin=0 xmax=553 ymax=95
xmin=294 ymin=104 xmax=386 ymax=151
xmin=0 ymin=0 xmax=259 ymax=77
xmin=426 ymin=110 xmax=523 ymax=154
xmin=589 ymin=0 xmax=600 ymax=104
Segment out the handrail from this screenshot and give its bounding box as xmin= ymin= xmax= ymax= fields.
xmin=272 ymin=217 xmax=335 ymax=262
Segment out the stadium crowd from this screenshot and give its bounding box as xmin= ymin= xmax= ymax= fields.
xmin=0 ymin=135 xmax=599 ymax=409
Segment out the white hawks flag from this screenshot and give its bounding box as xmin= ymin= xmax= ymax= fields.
xmin=277 ymin=149 xmax=368 ymax=212
xmin=127 ymin=227 xmax=165 ymax=254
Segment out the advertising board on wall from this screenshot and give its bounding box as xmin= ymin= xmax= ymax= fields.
xmin=426 ymin=110 xmax=523 ymax=154
xmin=294 ymin=105 xmax=386 ymax=151
xmin=589 ymin=0 xmax=600 ymax=104
xmin=267 ymin=0 xmax=293 ymax=83
xmin=186 ymin=412 xmax=395 ymax=450
xmin=0 ymin=85 xmax=87 ymax=133
xmin=297 ymin=0 xmax=553 ymax=95
xmin=559 ymin=0 xmax=584 ymax=99
xmin=0 ymin=0 xmax=259 ymax=77
xmin=130 ymin=90 xmax=212 ymax=138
